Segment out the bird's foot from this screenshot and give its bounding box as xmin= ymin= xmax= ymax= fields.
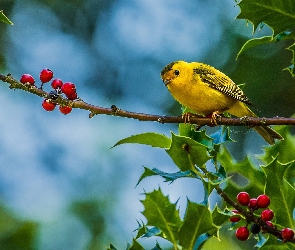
xmin=207 ymin=111 xmax=222 ymax=126
xmin=182 ymin=112 xmax=194 ymax=123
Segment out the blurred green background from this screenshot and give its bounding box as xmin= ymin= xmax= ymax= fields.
xmin=0 ymin=0 xmax=293 ymax=249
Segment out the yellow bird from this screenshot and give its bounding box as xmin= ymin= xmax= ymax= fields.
xmin=161 ymin=60 xmax=283 ymax=145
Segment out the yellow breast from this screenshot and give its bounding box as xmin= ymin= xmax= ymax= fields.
xmin=164 ymin=65 xmax=237 ymax=115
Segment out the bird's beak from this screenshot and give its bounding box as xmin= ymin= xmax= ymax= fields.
xmin=164 ymin=79 xmax=171 ymax=86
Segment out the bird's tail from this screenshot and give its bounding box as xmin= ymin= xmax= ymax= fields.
xmin=228 ymin=102 xmax=283 ymax=145
xmin=253 ymin=126 xmax=283 ymax=145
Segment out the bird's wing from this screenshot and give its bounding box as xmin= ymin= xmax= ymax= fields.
xmin=193 ymin=65 xmax=254 ymax=107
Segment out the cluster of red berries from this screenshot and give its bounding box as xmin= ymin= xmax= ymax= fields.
xmin=230 ymin=192 xmax=294 ymax=242
xmin=20 ymin=69 xmax=77 ymax=115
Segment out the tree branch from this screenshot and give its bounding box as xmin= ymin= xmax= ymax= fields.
xmin=1 ymin=73 xmax=294 ymax=127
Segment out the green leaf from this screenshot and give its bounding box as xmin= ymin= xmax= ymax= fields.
xmin=141 ymin=226 xmax=162 ymax=238
xmin=275 ymin=31 xmax=295 ymax=42
xmin=141 ymin=189 xmax=181 ymax=246
xmin=201 ymin=179 xmax=215 ymax=206
xmin=107 ymin=244 xmax=117 ymax=250
xmin=236 ymin=36 xmax=273 ymax=59
xmin=136 ymin=167 xmax=199 ymax=186
xmin=178 ymin=200 xmax=216 ymax=249
xmin=166 ymin=132 xmax=211 ymax=171
xmin=112 ymin=132 xmax=171 ymax=148
xmin=255 ymin=233 xmax=267 ymax=248
xmin=262 ymin=158 xmax=295 ymax=229
xmin=285 ymin=43 xmax=295 ymax=76
xmin=202 ymin=223 xmax=257 ymax=249
xmin=178 ymin=124 xmax=214 ymax=149
xmin=151 ymin=242 xmax=163 ymax=250
xmin=210 ymin=126 xmax=233 ymax=145
xmin=127 ymin=239 xmax=144 ymax=250
xmin=133 ymin=222 xmax=165 ymax=239
xmin=152 ymin=169 xmax=199 ymax=182
xmin=133 ymin=220 xmax=146 ymax=239
xmin=136 ymin=167 xmax=158 ymax=186
xmin=260 ymin=235 xmax=295 ymax=249
xmin=260 ymin=126 xmax=295 ymax=164
xmin=206 ymin=206 xmax=231 ymax=241
xmin=217 ymin=145 xmax=266 ymax=200
xmin=211 ymin=206 xmax=231 ymax=228
xmin=237 ymin=0 xmax=295 ymax=36
xmin=0 ymin=10 xmax=13 ymax=25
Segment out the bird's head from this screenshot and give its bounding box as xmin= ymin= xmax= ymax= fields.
xmin=160 ymin=60 xmax=188 ymax=88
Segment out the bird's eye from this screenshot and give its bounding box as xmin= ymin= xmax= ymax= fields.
xmin=174 ymin=70 xmax=180 ymax=76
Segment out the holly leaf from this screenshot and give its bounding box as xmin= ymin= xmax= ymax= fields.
xmin=262 ymin=158 xmax=295 ymax=229
xmin=210 ymin=126 xmax=233 ymax=145
xmin=217 ymin=145 xmax=266 ymax=200
xmin=136 ymin=167 xmax=158 ymax=187
xmin=136 ymin=167 xmax=199 ymax=186
xmin=178 ymin=200 xmax=216 ymax=249
xmin=133 ymin=220 xmax=146 ymax=239
xmin=107 ymin=244 xmax=117 ymax=250
xmin=151 ymin=242 xmax=163 ymax=250
xmin=201 ymin=179 xmax=216 ymax=206
xmin=0 ymin=10 xmax=13 ymax=25
xmin=112 ymin=132 xmax=171 ymax=148
xmin=211 ymin=206 xmax=230 ymax=228
xmin=150 ymin=169 xmax=199 ymax=183
xmin=285 ymin=43 xmax=295 ymax=76
xmin=141 ymin=189 xmax=181 ymax=246
xmin=236 ymin=36 xmax=272 ymax=59
xmin=178 ymin=124 xmax=214 ymax=149
xmin=166 ymin=133 xmax=211 ymax=171
xmin=237 ymin=0 xmax=295 ymax=36
xmin=141 ymin=226 xmax=162 ymax=238
xmin=260 ymin=126 xmax=295 ymax=164
xmin=133 ymin=221 xmax=164 ymax=239
xmin=126 ymin=239 xmax=144 ymax=250
xmin=260 ymin=235 xmax=295 ymax=249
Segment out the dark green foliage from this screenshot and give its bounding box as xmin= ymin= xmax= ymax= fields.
xmin=237 ymin=0 xmax=295 ymax=76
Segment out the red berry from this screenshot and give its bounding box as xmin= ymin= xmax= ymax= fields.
xmin=42 ymin=99 xmax=56 ymax=111
xmin=51 ymin=78 xmax=63 ymax=89
xmin=20 ymin=74 xmax=35 ymax=85
xmin=66 ymin=91 xmax=77 ymax=100
xmin=40 ymin=69 xmax=53 ymax=83
xmin=248 ymin=198 xmax=258 ymax=210
xmin=230 ymin=215 xmax=241 ymax=223
xmin=261 ymin=209 xmax=274 ymax=221
xmin=59 ymin=105 xmax=72 ymax=115
xmin=235 ymin=227 xmax=249 ymax=241
xmin=61 ymin=82 xmax=76 ymax=96
xmin=257 ymin=194 xmax=270 ymax=208
xmin=237 ymin=192 xmax=250 ymax=206
xmin=282 ymin=228 xmax=294 ymax=241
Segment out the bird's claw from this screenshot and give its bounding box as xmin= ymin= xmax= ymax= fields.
xmin=210 ymin=111 xmax=221 ymax=126
xmin=182 ymin=112 xmax=194 ymax=123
